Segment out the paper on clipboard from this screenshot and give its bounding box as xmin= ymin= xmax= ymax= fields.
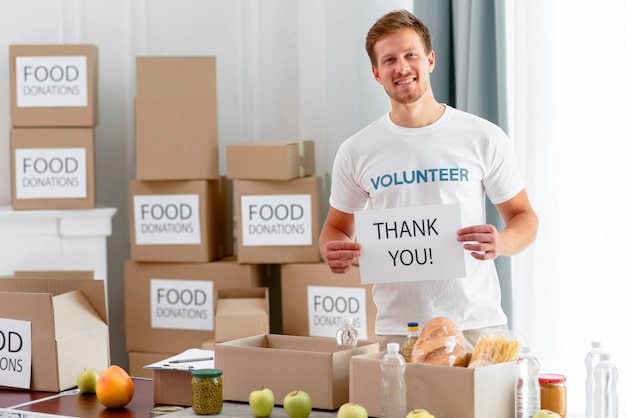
xmin=144 ymin=348 xmax=215 ymax=371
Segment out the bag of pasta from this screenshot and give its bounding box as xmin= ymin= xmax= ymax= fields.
xmin=467 ymin=329 xmax=520 ymax=368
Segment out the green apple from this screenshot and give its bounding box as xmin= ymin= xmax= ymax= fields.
xmin=337 ymin=402 xmax=368 ymax=418
xmin=282 ymin=390 xmax=312 ymax=418
xmin=76 ymin=369 xmax=99 ymax=394
xmin=533 ymin=410 xmax=561 ymax=418
xmin=406 ymin=409 xmax=434 ymax=418
xmin=249 ymin=387 xmax=275 ymax=417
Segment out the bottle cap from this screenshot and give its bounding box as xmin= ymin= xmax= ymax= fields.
xmin=600 ymin=353 xmax=611 ymax=361
xmin=342 ymin=317 xmax=353 ymax=326
xmin=387 ymin=342 xmax=400 ymax=352
xmin=407 ymin=321 xmax=419 ymax=329
xmin=539 ymin=373 xmax=566 ymax=383
xmin=591 ymin=341 xmax=603 ymax=348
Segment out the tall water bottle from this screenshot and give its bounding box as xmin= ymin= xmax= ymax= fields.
xmin=381 ymin=342 xmax=406 ymax=418
xmin=594 ymin=352 xmax=618 ymax=418
xmin=585 ymin=341 xmax=605 ymax=418
xmin=336 ymin=317 xmax=358 ymax=351
xmin=515 ymin=346 xmax=540 ymax=418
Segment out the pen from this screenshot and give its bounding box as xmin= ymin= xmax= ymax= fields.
xmin=166 ymin=356 xmax=214 ymax=364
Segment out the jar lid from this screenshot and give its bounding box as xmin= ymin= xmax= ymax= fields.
xmin=150 ymin=406 xmax=184 ymax=416
xmin=192 ymin=368 xmax=223 ymax=378
xmin=539 ymin=373 xmax=566 ymax=383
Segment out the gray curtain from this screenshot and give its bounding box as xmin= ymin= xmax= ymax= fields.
xmin=413 ymin=0 xmax=513 ymax=324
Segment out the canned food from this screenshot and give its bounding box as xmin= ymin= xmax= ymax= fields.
xmin=191 ymin=368 xmax=223 ymax=415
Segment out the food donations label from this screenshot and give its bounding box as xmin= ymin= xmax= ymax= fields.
xmin=355 ymin=203 xmax=466 ymax=284
xmin=0 ymin=318 xmax=32 ymax=389
xmin=150 ymin=279 xmax=214 ymax=331
xmin=14 ymin=148 xmax=87 ymax=199
xmin=134 ymin=194 xmax=201 ymax=245
xmin=307 ymin=286 xmax=368 ymax=340
xmin=15 ymin=55 xmax=88 ymax=108
xmin=240 ymin=194 xmax=313 ymax=246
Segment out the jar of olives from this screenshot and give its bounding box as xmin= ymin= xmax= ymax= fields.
xmin=191 ymin=368 xmax=223 ymax=415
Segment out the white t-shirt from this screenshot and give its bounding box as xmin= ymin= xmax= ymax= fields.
xmin=329 ymin=105 xmax=524 ymax=335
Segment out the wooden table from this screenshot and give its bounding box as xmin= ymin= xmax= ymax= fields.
xmin=0 ymin=378 xmax=337 ymax=417
xmin=0 ymin=378 xmax=156 ymax=417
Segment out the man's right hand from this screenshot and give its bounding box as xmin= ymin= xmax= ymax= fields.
xmin=322 ymin=241 xmax=362 ymax=273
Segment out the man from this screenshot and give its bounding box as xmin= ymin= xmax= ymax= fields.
xmin=319 ymin=9 xmax=538 ymax=350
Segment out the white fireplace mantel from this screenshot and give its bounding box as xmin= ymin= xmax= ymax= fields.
xmin=0 ymin=205 xmax=117 ymax=281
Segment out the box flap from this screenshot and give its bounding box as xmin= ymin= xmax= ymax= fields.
xmin=52 ymin=290 xmax=108 ymax=339
xmin=14 ymin=271 xmax=95 ymax=279
xmin=2 ymin=277 xmax=107 ymax=324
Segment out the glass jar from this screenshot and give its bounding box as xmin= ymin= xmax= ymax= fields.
xmin=191 ymin=368 xmax=223 ymax=415
xmin=539 ymin=373 xmax=566 ymax=418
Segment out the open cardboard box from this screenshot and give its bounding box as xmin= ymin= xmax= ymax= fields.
xmin=349 ymin=351 xmax=516 ymax=418
xmin=215 ymin=334 xmax=379 ymax=410
xmin=0 ymin=276 xmax=109 ymax=392
xmin=214 ymin=287 xmax=269 ymax=343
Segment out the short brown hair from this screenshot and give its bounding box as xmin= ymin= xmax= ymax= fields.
xmin=365 ymin=9 xmax=433 ymax=66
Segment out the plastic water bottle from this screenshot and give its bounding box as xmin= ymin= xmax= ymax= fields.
xmin=594 ymin=352 xmax=618 ymax=418
xmin=381 ymin=342 xmax=406 ymax=418
xmin=586 ymin=341 xmax=605 ymax=418
xmin=515 ymin=346 xmax=540 ymax=418
xmin=336 ymin=317 xmax=358 ymax=351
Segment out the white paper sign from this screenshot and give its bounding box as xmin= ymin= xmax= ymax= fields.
xmin=150 ymin=279 xmax=214 ymax=331
xmin=354 ymin=203 xmax=466 ymax=284
xmin=307 ymin=286 xmax=368 ymax=340
xmin=240 ymin=194 xmax=313 ymax=246
xmin=16 ymin=56 xmax=88 ymax=108
xmin=0 ymin=318 xmax=32 ymax=389
xmin=134 ymin=194 xmax=201 ymax=245
xmin=14 ymin=148 xmax=87 ymax=199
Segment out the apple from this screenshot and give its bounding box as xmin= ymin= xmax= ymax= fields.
xmin=76 ymin=369 xmax=99 ymax=394
xmin=249 ymin=387 xmax=275 ymax=417
xmin=282 ymin=390 xmax=312 ymax=418
xmin=96 ymin=365 xmax=134 ymax=408
xmin=406 ymin=409 xmax=435 ymax=418
xmin=533 ymin=410 xmax=561 ymax=418
xmin=337 ymin=402 xmax=368 ymax=418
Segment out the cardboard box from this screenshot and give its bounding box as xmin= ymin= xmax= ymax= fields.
xmin=214 ymin=334 xmax=379 ymax=410
xmin=129 ymin=178 xmax=233 ymax=262
xmin=124 ymin=258 xmax=266 ymax=353
xmin=135 ymin=56 xmax=218 ymax=180
xmin=10 ymin=128 xmax=95 ymax=210
xmin=14 ymin=271 xmax=94 ymax=279
xmin=0 ymin=277 xmax=109 ymax=392
xmin=10 ymin=44 xmax=98 ymax=127
xmin=127 ymin=351 xmax=175 ymax=379
xmin=350 ymin=352 xmax=516 ymax=418
xmin=235 ymin=174 xmax=330 ymax=264
xmin=214 ymin=288 xmax=269 ymax=342
xmin=150 ymin=349 xmax=215 ymax=406
xmin=226 ymin=140 xmax=315 ymax=180
xmin=281 ymin=263 xmax=376 ymax=342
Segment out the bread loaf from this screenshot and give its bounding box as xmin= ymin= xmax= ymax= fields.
xmin=410 ymin=316 xmax=466 ymax=366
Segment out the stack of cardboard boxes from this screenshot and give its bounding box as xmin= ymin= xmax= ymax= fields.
xmin=125 ymin=56 xmax=269 ymax=377
xmin=8 ymin=44 xmax=98 ymax=210
xmin=225 ymin=141 xmax=378 ymax=342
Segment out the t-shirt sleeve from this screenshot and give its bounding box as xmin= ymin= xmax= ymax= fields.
xmin=328 ymin=144 xmax=369 ymax=214
xmin=483 ymin=130 xmax=525 ymax=204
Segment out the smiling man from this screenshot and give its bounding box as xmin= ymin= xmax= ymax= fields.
xmin=318 ymin=9 xmax=538 ymax=350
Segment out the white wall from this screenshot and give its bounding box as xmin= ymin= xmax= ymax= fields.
xmin=0 ymin=0 xmax=410 ymax=366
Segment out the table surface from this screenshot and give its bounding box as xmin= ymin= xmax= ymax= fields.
xmin=0 ymin=379 xmax=584 ymax=418
xmin=0 ymin=378 xmax=338 ymax=418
